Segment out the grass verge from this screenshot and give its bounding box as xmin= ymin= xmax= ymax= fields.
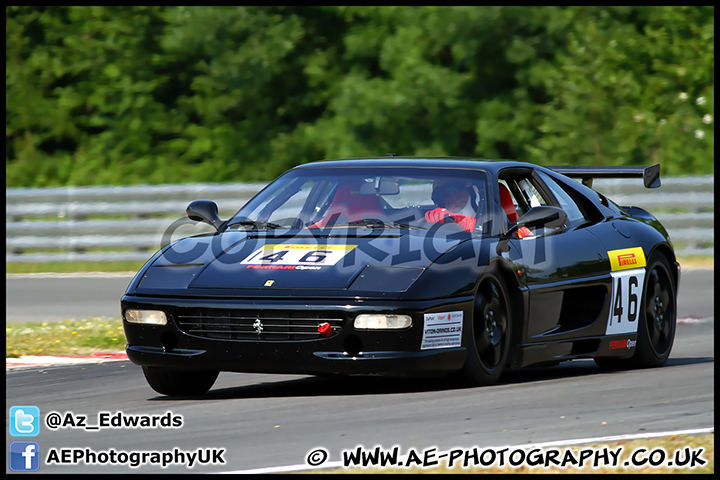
xmin=677 ymin=255 xmax=715 ymax=269
xmin=6 ymin=260 xmax=148 ymax=274
xmin=6 ymin=318 xmax=125 ymax=358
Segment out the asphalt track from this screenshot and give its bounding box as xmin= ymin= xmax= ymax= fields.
xmin=5 ymin=269 xmax=715 ymax=473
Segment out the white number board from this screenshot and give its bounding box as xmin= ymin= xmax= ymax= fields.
xmin=606 ymin=267 xmax=646 ymax=335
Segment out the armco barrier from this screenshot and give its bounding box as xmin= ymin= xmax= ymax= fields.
xmin=591 ymin=176 xmax=713 ymax=257
xmin=5 ymin=176 xmax=713 ymax=263
xmin=6 ymin=183 xmax=265 ymax=263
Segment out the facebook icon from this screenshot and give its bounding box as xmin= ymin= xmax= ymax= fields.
xmin=9 ymin=441 xmax=41 ymax=472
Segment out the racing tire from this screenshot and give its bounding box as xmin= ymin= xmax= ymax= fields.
xmin=459 ymin=272 xmax=512 ymax=386
xmin=142 ymin=367 xmax=219 ymax=396
xmin=633 ymin=252 xmax=677 ymax=367
xmin=595 ymin=252 xmax=676 ymax=370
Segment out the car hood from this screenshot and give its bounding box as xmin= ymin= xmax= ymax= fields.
xmin=131 ymin=229 xmax=473 ymax=297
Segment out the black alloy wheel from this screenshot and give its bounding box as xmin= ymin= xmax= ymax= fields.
xmin=595 ymin=252 xmax=676 ymax=370
xmin=634 ymin=253 xmax=676 ymax=367
xmin=459 ymin=272 xmax=512 ymax=386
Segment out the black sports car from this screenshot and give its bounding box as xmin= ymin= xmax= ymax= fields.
xmin=121 ymin=157 xmax=679 ymax=396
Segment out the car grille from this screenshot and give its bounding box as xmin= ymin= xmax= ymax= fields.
xmin=173 ymin=309 xmax=345 ymax=341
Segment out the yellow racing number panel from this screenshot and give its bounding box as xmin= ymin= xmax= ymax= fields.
xmin=606 ymin=248 xmax=647 ymax=335
xmin=240 ymin=244 xmax=357 ymax=267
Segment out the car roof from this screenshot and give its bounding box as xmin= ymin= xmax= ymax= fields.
xmin=292 ymin=157 xmax=535 ymax=176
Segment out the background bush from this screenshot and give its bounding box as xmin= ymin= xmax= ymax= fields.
xmin=6 ymin=6 xmax=714 ymax=187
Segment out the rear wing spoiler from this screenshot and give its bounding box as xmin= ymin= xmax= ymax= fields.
xmin=548 ymin=164 xmax=661 ymax=189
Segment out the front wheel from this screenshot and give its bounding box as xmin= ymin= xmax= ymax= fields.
xmin=458 ymin=272 xmax=512 ymax=386
xmin=142 ymin=367 xmax=219 ymax=396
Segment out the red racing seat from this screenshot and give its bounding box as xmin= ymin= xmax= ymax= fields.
xmin=315 ymin=183 xmax=385 ymax=227
xmin=499 ymin=183 xmax=519 ymax=222
xmin=499 ymin=183 xmax=532 ymax=238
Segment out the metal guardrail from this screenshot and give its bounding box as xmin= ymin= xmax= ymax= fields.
xmin=5 ymin=176 xmax=713 ymax=262
xmin=591 ymin=176 xmax=714 ymax=257
xmin=6 ymin=183 xmax=265 ymax=263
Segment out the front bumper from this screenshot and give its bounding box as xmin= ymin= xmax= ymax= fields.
xmin=121 ymin=295 xmax=473 ymax=377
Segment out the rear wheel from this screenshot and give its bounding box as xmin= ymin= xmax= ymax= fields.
xmin=633 ymin=253 xmax=676 ymax=367
xmin=142 ymin=367 xmax=219 ymax=396
xmin=595 ymin=252 xmax=676 ymax=370
xmin=459 ymin=272 xmax=512 ymax=386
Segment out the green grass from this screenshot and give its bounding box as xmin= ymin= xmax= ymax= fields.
xmin=6 ymin=318 xmax=125 ymax=358
xmin=677 ymin=255 xmax=715 ymax=268
xmin=6 ymin=260 xmax=148 ymax=274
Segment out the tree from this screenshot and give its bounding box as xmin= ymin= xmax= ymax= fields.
xmin=523 ymin=6 xmax=714 ymax=176
xmin=6 ymin=6 xmax=713 ymax=187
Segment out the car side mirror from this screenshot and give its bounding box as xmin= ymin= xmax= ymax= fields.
xmin=504 ymin=206 xmax=568 ymax=238
xmin=497 ymin=206 xmax=567 ymax=254
xmin=186 ymin=200 xmax=223 ymax=230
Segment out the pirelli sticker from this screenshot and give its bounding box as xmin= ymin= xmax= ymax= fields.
xmin=241 ymin=244 xmax=357 ymax=268
xmin=606 ymin=248 xmax=646 ymax=335
xmin=608 ymin=247 xmax=646 ymax=272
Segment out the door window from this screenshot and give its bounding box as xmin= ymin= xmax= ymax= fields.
xmin=536 ymin=171 xmax=594 ymax=227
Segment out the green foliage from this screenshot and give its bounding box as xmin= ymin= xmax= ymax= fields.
xmin=525 ymin=7 xmax=715 ymax=176
xmin=6 ymin=6 xmax=714 ymax=187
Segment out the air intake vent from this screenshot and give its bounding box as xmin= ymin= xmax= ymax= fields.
xmin=174 ymin=309 xmax=344 ymax=341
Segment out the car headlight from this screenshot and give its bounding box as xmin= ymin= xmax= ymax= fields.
xmin=354 ymin=314 xmax=412 ymax=330
xmin=125 ymin=309 xmax=167 ymax=325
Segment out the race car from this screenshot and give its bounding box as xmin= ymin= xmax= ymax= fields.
xmin=121 ymin=157 xmax=679 ymax=396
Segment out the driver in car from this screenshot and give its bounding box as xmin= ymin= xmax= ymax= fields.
xmin=425 ymin=179 xmax=478 ymax=232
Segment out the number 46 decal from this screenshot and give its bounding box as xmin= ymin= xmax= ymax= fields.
xmin=606 ymin=268 xmax=645 ymax=335
xmin=241 ymin=244 xmax=357 ymax=266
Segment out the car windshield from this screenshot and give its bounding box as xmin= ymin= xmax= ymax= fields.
xmin=226 ymin=166 xmax=489 ymax=232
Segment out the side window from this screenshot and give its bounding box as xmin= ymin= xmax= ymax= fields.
xmin=498 ymin=171 xmax=553 ymax=237
xmin=499 ymin=175 xmax=550 ymax=219
xmin=515 ymin=178 xmax=547 ymax=211
xmin=536 ymin=171 xmax=591 ymax=227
